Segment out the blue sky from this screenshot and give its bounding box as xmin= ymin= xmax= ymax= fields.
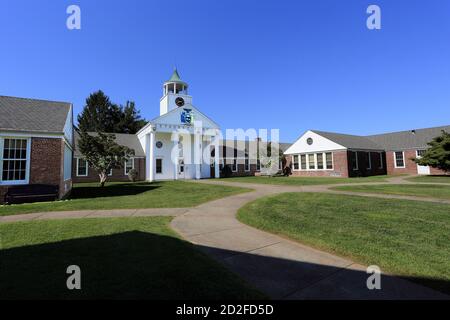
xmin=1 ymin=0 xmax=449 ymax=142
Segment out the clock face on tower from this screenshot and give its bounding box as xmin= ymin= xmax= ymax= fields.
xmin=175 ymin=97 xmax=185 ymax=107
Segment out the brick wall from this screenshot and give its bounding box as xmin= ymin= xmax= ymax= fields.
xmin=286 ymin=150 xmax=350 ymax=178
xmin=386 ymin=149 xmax=449 ymax=176
xmin=347 ymin=151 xmax=387 ymax=177
xmin=386 ymin=150 xmax=418 ymax=175
xmin=73 ymin=158 xmax=146 ymax=183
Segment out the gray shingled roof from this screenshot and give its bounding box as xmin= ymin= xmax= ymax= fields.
xmin=367 ymin=125 xmax=450 ymax=151
xmin=311 ymin=130 xmax=384 ymax=150
xmin=0 ymin=95 xmax=71 ymax=133
xmin=74 ymin=131 xmax=145 ymax=157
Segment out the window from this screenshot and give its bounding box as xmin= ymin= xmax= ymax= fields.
xmin=417 ymin=149 xmax=427 ymax=157
xmin=232 ymin=159 xmax=237 ymax=172
xmin=300 ymin=155 xmax=307 ymax=170
xmin=1 ymin=138 xmax=29 ymax=183
xmin=308 ymin=154 xmax=315 ymax=170
xmin=394 ymin=151 xmax=405 ymax=168
xmin=351 ymin=152 xmax=358 ymax=170
xmin=108 ymin=168 xmax=113 ymax=176
xmin=317 ymin=153 xmax=324 ymax=170
xmin=325 ymin=153 xmax=333 ymax=170
xmin=379 ymin=152 xmax=384 ymax=169
xmin=245 ymin=151 xmax=250 ymax=172
xmin=156 ymin=159 xmax=162 ymax=174
xmin=256 ymin=159 xmax=261 ymax=171
xmin=367 ymin=152 xmax=372 ymax=170
xmin=125 ymin=158 xmax=134 ymax=175
xmin=76 ymin=158 xmax=88 ymax=177
xmin=293 ymin=155 xmax=299 ymax=170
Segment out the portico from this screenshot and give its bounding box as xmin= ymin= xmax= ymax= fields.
xmin=138 ymin=69 xmax=221 ymax=182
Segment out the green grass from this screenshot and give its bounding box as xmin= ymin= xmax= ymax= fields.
xmin=220 ymin=175 xmax=389 ymax=186
xmin=0 ymin=181 xmax=250 ymax=217
xmin=238 ymin=193 xmax=450 ymax=294
xmin=405 ymin=175 xmax=450 ymax=184
xmin=332 ymin=184 xmax=450 ymax=200
xmin=0 ymin=217 xmax=264 ymax=299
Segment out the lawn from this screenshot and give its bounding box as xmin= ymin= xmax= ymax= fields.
xmin=0 ymin=181 xmax=250 ymax=216
xmin=0 ymin=217 xmax=264 ymax=299
xmin=237 ymin=193 xmax=450 ymax=294
xmin=405 ymin=175 xmax=450 ymax=184
xmin=331 ymin=184 xmax=450 ymax=200
xmin=220 ymin=175 xmax=389 ymax=186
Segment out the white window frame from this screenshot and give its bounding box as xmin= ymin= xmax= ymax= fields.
xmin=76 ymin=158 xmax=89 ymax=177
xmin=156 ymin=158 xmax=163 ymax=174
xmin=232 ymin=158 xmax=238 ymax=172
xmin=256 ymin=159 xmax=261 ymax=172
xmin=394 ymin=151 xmax=405 ymax=168
xmin=307 ymin=154 xmax=316 ymax=170
xmin=124 ymin=157 xmax=135 ymax=175
xmin=0 ymin=137 xmax=31 ymax=185
xmin=108 ymin=168 xmax=113 ymax=176
xmin=292 ymin=155 xmax=300 ymax=171
xmin=367 ymin=152 xmax=372 ymax=170
xmin=379 ymin=152 xmax=384 ymax=169
xmin=316 ymin=153 xmax=324 ymax=170
xmin=351 ymin=151 xmax=359 ymax=171
xmin=244 ymin=150 xmax=250 ymax=172
xmin=325 ymin=152 xmax=333 ymax=170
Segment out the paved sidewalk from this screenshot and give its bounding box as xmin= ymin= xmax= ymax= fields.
xmin=171 ymin=178 xmax=449 ymax=300
xmin=2 ymin=175 xmax=449 ymax=299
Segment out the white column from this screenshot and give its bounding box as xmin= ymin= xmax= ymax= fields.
xmin=194 ymin=130 xmax=201 ymax=180
xmin=173 ymin=133 xmax=179 ymax=180
xmin=149 ymin=129 xmax=156 ymax=182
xmin=214 ymin=135 xmax=220 ymax=179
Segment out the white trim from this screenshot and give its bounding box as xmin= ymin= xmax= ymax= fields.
xmin=394 ymin=151 xmax=406 ymax=168
xmin=76 ymin=158 xmax=89 ymax=177
xmin=293 ymin=152 xmax=334 ymax=171
xmin=0 ymin=137 xmax=31 ymax=186
xmin=124 ymin=157 xmax=135 ymax=176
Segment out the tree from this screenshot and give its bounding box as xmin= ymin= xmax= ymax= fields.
xmin=414 ymin=130 xmax=450 ymax=173
xmin=77 ymin=91 xmax=146 ymax=133
xmin=78 ymin=131 xmax=135 ymax=187
xmin=117 ymin=101 xmax=147 ymax=134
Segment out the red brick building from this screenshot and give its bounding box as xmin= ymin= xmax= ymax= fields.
xmin=285 ymin=126 xmax=450 ymax=177
xmin=0 ymin=96 xmax=74 ymax=203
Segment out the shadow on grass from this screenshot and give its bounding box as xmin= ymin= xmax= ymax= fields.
xmin=70 ymin=184 xmax=160 ymax=200
xmin=1 ymin=231 xmax=448 ymax=300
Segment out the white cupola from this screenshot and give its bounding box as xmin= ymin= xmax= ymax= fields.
xmin=160 ymin=68 xmax=193 ymax=116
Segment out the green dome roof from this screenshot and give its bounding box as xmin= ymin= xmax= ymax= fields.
xmin=165 ymin=68 xmax=188 ymax=86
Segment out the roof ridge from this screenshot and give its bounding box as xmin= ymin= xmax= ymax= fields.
xmin=0 ymin=95 xmax=72 ymax=105
xmin=366 ymin=124 xmax=450 ymax=137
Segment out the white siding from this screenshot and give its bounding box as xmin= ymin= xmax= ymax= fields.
xmin=64 ymin=143 xmax=72 ymax=181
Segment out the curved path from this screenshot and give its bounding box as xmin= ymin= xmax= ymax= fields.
xmin=171 ymin=176 xmax=449 ymax=300
xmin=1 ymin=176 xmax=449 ymax=299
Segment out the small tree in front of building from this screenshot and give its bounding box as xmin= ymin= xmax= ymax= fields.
xmin=414 ymin=130 xmax=450 ymax=173
xmin=78 ymin=131 xmax=135 ymax=187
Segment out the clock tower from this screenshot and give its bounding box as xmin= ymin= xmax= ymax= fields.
xmin=160 ymin=69 xmax=193 ymax=116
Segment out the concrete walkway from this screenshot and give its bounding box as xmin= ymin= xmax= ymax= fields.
xmin=171 ymin=177 xmax=449 ymax=300
xmin=1 ymin=175 xmax=449 ymax=299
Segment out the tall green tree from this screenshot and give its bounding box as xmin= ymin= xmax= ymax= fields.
xmin=78 ymin=131 xmax=135 ymax=187
xmin=77 ymin=91 xmax=146 ymax=133
xmin=117 ymin=101 xmax=147 ymax=134
xmin=414 ymin=130 xmax=450 ymax=172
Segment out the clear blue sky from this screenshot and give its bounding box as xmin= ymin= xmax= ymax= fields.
xmin=1 ymin=0 xmax=449 ymax=142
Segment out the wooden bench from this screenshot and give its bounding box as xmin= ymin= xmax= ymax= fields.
xmin=4 ymin=184 xmax=59 ymax=205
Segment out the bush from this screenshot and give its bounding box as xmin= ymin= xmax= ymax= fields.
xmin=127 ymin=169 xmax=139 ymax=182
xmin=221 ymin=165 xmax=233 ymax=178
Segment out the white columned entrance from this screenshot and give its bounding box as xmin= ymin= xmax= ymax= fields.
xmin=173 ymin=133 xmax=179 ymax=180
xmin=214 ymin=135 xmax=220 ymax=179
xmin=148 ymin=128 xmax=156 ymax=182
xmin=194 ymin=128 xmax=201 ymax=180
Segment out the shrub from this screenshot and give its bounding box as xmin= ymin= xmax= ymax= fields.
xmin=128 ymin=169 xmax=139 ymax=182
